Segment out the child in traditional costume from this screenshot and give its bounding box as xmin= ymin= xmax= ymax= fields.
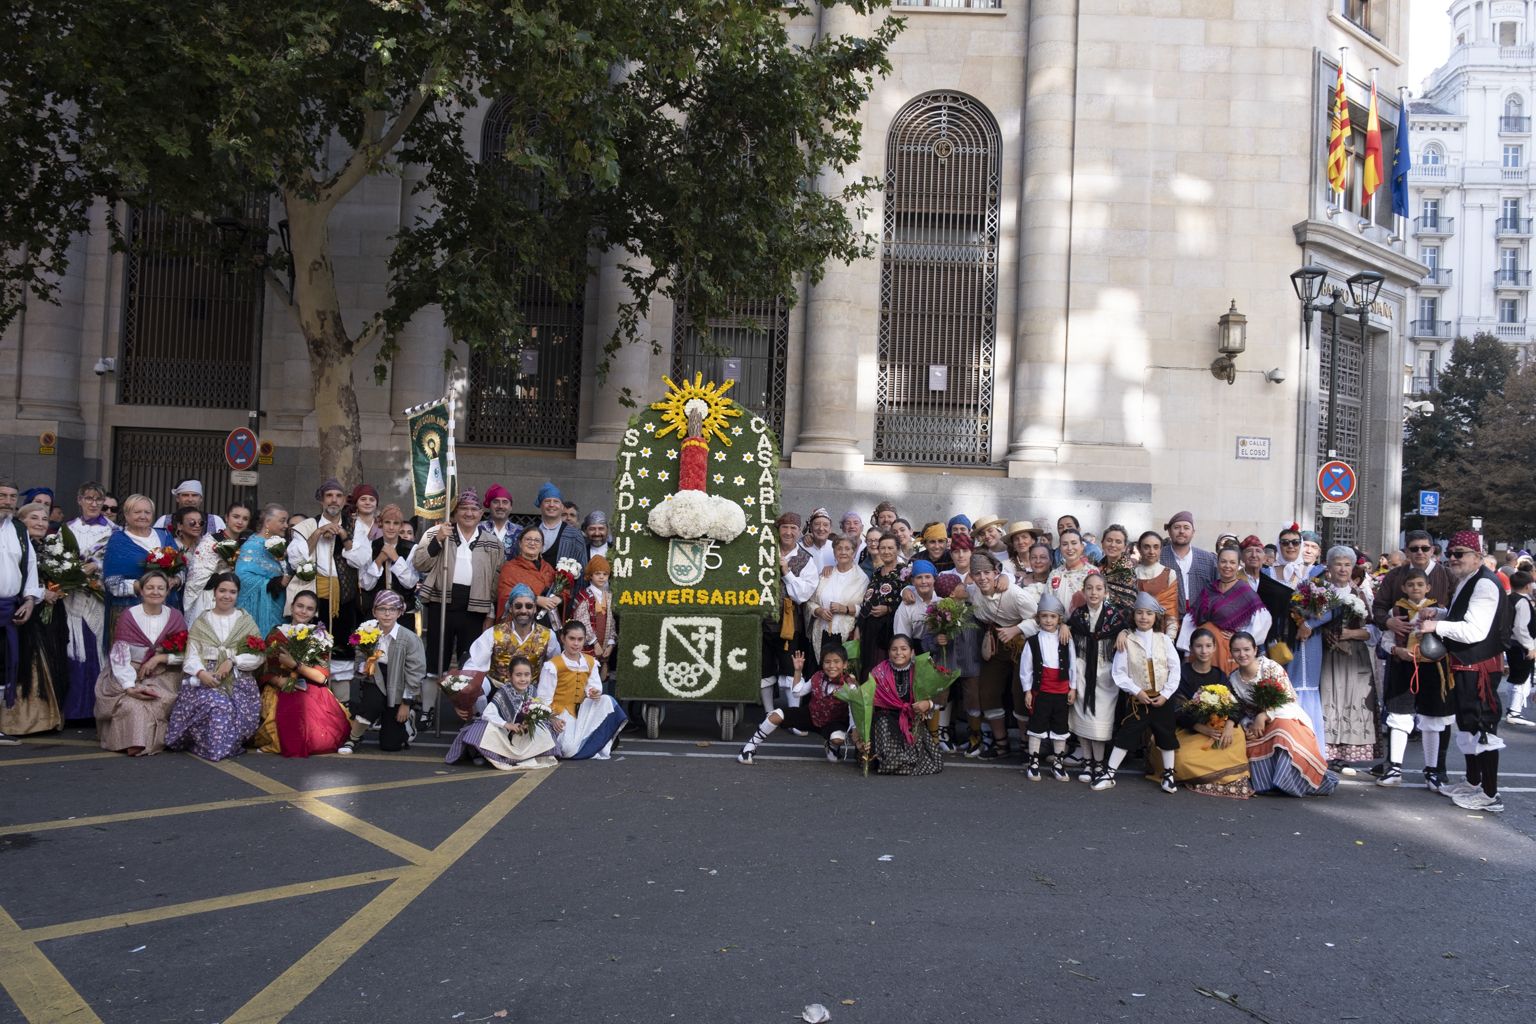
xmin=1067 ymin=573 xmax=1130 ymax=782
xmin=539 ymin=621 xmax=626 ymax=760
xmin=166 ymin=573 xmax=263 ymax=761
xmin=1377 ymin=568 xmax=1448 ymax=788
xmin=736 ymin=645 xmax=853 ymax=764
xmin=1019 ymin=594 xmax=1076 ymax=782
xmin=446 ymin=655 xmax=557 ymax=770
xmin=867 ymin=634 xmax=943 ymax=775
xmin=338 ymin=590 xmax=426 ymax=754
xmin=1095 ymin=592 xmax=1182 ymax=792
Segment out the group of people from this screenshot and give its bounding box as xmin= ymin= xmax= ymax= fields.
xmin=742 ymin=506 xmax=1519 ymax=813
xmin=0 ymin=477 xmax=1520 ymax=812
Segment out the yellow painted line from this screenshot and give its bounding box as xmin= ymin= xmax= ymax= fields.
xmin=0 ymin=904 xmax=101 ymax=1024
xmin=288 ymin=799 xmax=433 ymax=866
xmin=0 ymin=770 xmax=503 ymax=838
xmin=224 ymin=768 xmax=556 ymax=1024
xmin=15 ymin=737 xmax=100 ymax=749
xmin=206 ymin=758 xmax=294 ymax=796
xmin=0 ymin=752 xmax=121 ymax=768
xmin=9 ymin=869 xmax=409 ymax=947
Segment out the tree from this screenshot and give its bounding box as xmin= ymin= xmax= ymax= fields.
xmin=1 ymin=0 xmax=898 ymax=483
xmin=1457 ymin=361 xmax=1536 ymax=544
xmin=1401 ymin=333 xmax=1519 ymax=533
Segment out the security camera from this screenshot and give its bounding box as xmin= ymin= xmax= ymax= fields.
xmin=1264 ymin=367 xmax=1286 ymax=384
xmin=93 ymin=357 xmax=116 ymax=376
xmin=1404 ymin=400 xmax=1435 ymax=417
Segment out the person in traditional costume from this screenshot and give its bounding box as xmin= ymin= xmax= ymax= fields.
xmin=538 ymin=620 xmax=626 ymax=759
xmin=235 ymin=504 xmax=291 ymax=638
xmin=866 ymin=634 xmax=943 ymax=776
xmin=1001 ymin=521 xmax=1038 ymax=581
xmin=737 ymin=646 xmax=853 ymax=764
xmin=455 ymin=585 xmax=560 ymax=721
xmin=1045 ymin=529 xmax=1096 ymax=614
xmin=103 ymin=494 xmax=176 ymax=625
xmin=1226 ymin=631 xmax=1338 ymax=797
xmin=338 ymin=590 xmax=427 ymax=754
xmin=1179 ymin=547 xmax=1272 ymax=673
xmin=917 ymin=522 xmax=953 ymax=574
xmin=800 ymin=508 xmax=838 ymax=572
xmin=1067 ymin=572 xmax=1131 ymax=782
xmin=759 ymin=513 xmax=820 ymax=723
xmin=935 ymin=536 xmax=983 ymax=755
xmin=1371 ymin=530 xmax=1452 ymax=633
xmin=1133 ymin=532 xmax=1181 ymax=639
xmin=1159 ymin=510 xmax=1216 ymax=642
xmin=568 ymin=555 xmax=616 ymax=680
xmin=182 ymin=520 xmax=225 ymax=628
xmin=287 ymin=480 xmax=362 ymax=671
xmin=1275 ymin=549 xmax=1333 ymax=754
xmin=970 ymin=516 xmax=1008 ymax=561
xmin=1377 ymin=568 xmax=1449 ymax=788
xmin=1014 ymin=541 xmax=1053 ymax=591
xmin=0 ymin=481 xmax=43 ymax=744
xmin=1417 ymin=531 xmax=1513 ymax=812
xmin=413 ymin=488 xmax=504 ymax=678
xmin=1 ymin=503 xmax=66 ymax=736
xmin=806 ymin=536 xmax=868 ymax=665
xmin=153 ymin=479 xmax=226 ymax=535
xmin=445 ymin=654 xmax=557 ymax=770
xmin=1095 ymin=592 xmax=1183 ymax=792
xmin=95 ymin=570 xmax=186 ymax=755
xmin=1318 ymin=545 xmax=1380 ymax=769
xmin=1018 ymin=594 xmax=1076 ymax=782
xmin=496 ymin=527 xmax=557 ymax=623
xmin=251 ymin=589 xmax=351 ymax=757
xmin=475 ymin=483 xmax=522 ymax=562
xmin=1241 ymin=534 xmax=1294 ymax=653
xmin=1167 ymin=628 xmax=1252 ymax=798
xmin=532 ymin=482 xmax=591 ymax=570
xmin=1504 ymin=570 xmax=1535 ymax=724
xmin=582 ymin=511 xmax=610 ymax=563
xmin=892 ymin=559 xmax=939 ymax=650
xmin=967 ymin=551 xmax=1040 ymax=760
xmin=358 ymin=504 xmax=420 ymax=637
xmin=166 ymin=573 xmax=263 ymax=761
xmin=61 ymin=480 xmax=114 ymax=723
xmin=1096 ymin=524 xmax=1139 ymax=609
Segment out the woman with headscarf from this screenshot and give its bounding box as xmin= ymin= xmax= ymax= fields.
xmin=1178 ymin=548 xmax=1272 ymax=673
xmin=166 ymin=573 xmax=263 ymax=761
xmin=865 ymin=634 xmax=943 ymax=775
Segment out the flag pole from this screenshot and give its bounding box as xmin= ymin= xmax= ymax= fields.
xmin=432 ymin=388 xmax=457 ymax=736
xmin=1369 ymin=68 xmax=1379 ymax=226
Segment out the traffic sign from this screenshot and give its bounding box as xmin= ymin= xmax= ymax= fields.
xmin=1419 ymin=490 xmax=1440 ymax=517
xmin=225 ymin=428 xmax=258 ymax=471
xmin=1317 ymin=459 xmax=1357 ymax=504
xmin=1321 ymin=502 xmax=1350 ymax=519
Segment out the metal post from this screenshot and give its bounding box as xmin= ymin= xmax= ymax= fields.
xmin=1323 ymin=301 xmax=1342 ymax=550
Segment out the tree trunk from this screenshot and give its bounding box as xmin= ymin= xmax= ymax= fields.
xmin=286 ymin=195 xmax=363 ymax=488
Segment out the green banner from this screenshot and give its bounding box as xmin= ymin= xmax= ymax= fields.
xmin=408 ymin=403 xmax=450 ymax=519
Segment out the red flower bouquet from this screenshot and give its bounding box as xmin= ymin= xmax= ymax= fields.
xmin=244 ymin=634 xmax=267 ymax=654
xmin=145 ymin=546 xmax=186 ymax=574
xmin=1248 ymin=676 xmax=1294 ymax=714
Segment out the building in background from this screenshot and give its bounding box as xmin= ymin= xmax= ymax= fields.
xmin=1 ymin=1 xmax=1421 ymax=552
xmin=1409 ymin=0 xmax=1536 ymax=391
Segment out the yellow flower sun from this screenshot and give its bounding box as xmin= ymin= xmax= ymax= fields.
xmin=651 ymin=373 xmax=741 ymax=447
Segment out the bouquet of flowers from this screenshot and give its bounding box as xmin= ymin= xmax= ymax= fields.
xmin=244 ymin=634 xmax=267 ymax=654
xmin=280 ymin=623 xmax=331 ymax=666
xmin=1333 ymin=589 xmax=1368 ymax=623
xmin=213 ymin=537 xmax=241 ymax=566
xmin=923 ymin=596 xmax=974 ymax=641
xmin=1247 ymin=675 xmax=1295 ymax=714
xmin=351 ymin=623 xmax=384 ymax=674
xmin=38 ymin=528 xmax=103 ymax=623
xmin=293 ymin=559 xmax=318 ymax=583
xmin=549 ymin=557 xmax=584 ymax=602
xmin=438 ymin=672 xmax=482 ymax=715
xmin=513 ymin=697 xmax=554 ymax=733
xmin=1189 ymin=683 xmax=1239 ymax=728
xmin=157 ymin=630 xmax=189 ymax=666
xmin=145 ymin=545 xmax=185 ymax=575
xmin=264 ymin=535 xmax=288 ymax=561
xmin=1290 ymin=579 xmax=1332 ymax=621
xmin=833 ymin=679 xmax=876 ymax=776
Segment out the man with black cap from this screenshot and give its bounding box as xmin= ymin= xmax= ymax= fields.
xmin=1417 ymin=530 xmax=1513 ymax=812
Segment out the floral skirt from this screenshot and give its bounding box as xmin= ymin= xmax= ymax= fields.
xmin=869 ymin=710 xmax=943 ymax=776
xmin=166 ymin=675 xmax=261 ymax=761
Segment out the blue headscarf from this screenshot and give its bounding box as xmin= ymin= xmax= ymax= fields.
xmin=909 ymin=559 xmax=938 ymax=579
xmin=536 ymin=482 xmax=563 ymax=505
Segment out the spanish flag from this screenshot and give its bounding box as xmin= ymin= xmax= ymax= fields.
xmin=1362 ymin=78 xmax=1383 ymax=206
xmin=1327 ymin=61 xmax=1351 ymax=196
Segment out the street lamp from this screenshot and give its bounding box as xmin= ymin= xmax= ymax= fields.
xmin=1210 ymin=300 xmax=1248 ymax=385
xmin=1291 ymin=263 xmax=1385 ymax=548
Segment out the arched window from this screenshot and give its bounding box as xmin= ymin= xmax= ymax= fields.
xmin=464 ymin=98 xmax=584 ymax=449
xmin=1420 ymin=144 xmax=1444 ymax=166
xmin=875 ymin=92 xmax=1001 ymax=466
xmin=1506 ymin=94 xmax=1524 ymax=117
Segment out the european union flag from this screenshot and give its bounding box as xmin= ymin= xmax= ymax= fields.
xmin=1390 ymin=97 xmax=1412 ymax=218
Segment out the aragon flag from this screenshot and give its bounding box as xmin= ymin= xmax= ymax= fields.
xmin=1327 ymin=61 xmax=1351 ymax=196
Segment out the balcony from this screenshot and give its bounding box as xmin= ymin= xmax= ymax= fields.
xmin=1419 ymin=267 xmax=1453 ymax=289
xmin=1410 ymin=164 xmax=1451 ymax=181
xmin=1505 ymin=168 xmax=1530 ymax=183
xmin=893 ymin=0 xmax=1003 ymax=6
xmin=1413 ymin=216 xmax=1454 ymax=236
xmin=1496 ymin=269 xmax=1533 ymax=288
xmin=1496 ymin=217 xmax=1533 ymax=237
xmin=1501 ymin=115 xmax=1533 ymax=133
xmin=1497 ymin=323 xmax=1529 ymax=340
xmin=1410 ymin=319 xmax=1453 ymax=338
xmin=1410 ymin=375 xmax=1438 ymax=395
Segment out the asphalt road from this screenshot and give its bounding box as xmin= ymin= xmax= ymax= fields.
xmin=1 ymin=711 xmax=1533 ymax=1024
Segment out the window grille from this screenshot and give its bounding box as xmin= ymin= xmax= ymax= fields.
xmin=1317 ymin=323 xmax=1369 ymax=546
xmin=118 ymin=201 xmax=265 ymax=408
xmin=112 ymin=428 xmax=239 ymax=521
xmin=671 ymin=296 xmax=790 ymax=440
xmin=875 ymin=92 xmax=1001 ymax=466
xmin=465 ymin=98 xmax=584 ymax=449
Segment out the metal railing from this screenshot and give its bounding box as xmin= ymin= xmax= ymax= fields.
xmin=1495 ymin=269 xmax=1533 ymax=287
xmin=672 ymin=296 xmax=790 ymax=440
xmin=1412 ymin=216 xmax=1453 ymax=234
xmin=893 ymin=0 xmax=1003 ymax=6
xmin=1420 ymin=267 xmax=1453 ymax=287
xmin=1501 ymin=115 xmax=1532 ymax=132
xmin=1497 ymin=217 xmax=1533 ymax=235
xmin=1409 ymin=319 xmax=1452 ymax=338
xmin=1410 ymin=375 xmax=1436 ymax=395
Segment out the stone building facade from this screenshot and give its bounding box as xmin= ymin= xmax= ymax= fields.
xmin=1 ymin=0 xmax=1422 ymax=552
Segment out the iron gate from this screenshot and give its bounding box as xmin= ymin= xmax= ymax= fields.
xmin=671 ymin=296 xmax=790 ymax=439
xmin=112 ymin=428 xmax=239 ymax=523
xmin=1316 ymin=319 xmax=1369 ymax=547
xmin=875 ymin=91 xmax=1001 ymax=466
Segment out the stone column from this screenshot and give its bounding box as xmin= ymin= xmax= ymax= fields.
xmin=1006 ymin=0 xmax=1077 ymax=474
xmin=789 ymin=0 xmax=869 ymax=470
xmin=16 ymin=233 xmax=88 ymax=427
xmin=577 ymin=248 xmax=654 ymax=459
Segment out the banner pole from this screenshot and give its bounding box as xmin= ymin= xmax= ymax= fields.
xmin=433 ymin=389 xmax=457 ymax=737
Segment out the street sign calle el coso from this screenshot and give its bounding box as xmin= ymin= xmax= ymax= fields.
xmin=1419 ymin=490 xmax=1440 ymax=517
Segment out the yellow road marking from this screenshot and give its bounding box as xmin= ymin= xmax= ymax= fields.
xmin=8 ymin=869 xmax=409 ymax=947
xmin=0 ymin=771 xmax=502 ymax=838
xmin=0 ymin=752 xmax=121 ymax=768
xmin=0 ymin=905 xmax=101 ymax=1024
xmin=224 ymin=768 xmax=555 ymax=1024
xmin=206 ymin=758 xmax=293 ymax=795
xmin=14 ymin=737 xmax=100 ymax=749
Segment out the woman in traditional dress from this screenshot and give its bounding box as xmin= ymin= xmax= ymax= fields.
xmin=235 ymin=504 xmax=291 ymax=637
xmin=252 ymin=589 xmax=351 ymax=757
xmin=1068 ymin=572 xmax=1131 ymax=782
xmin=1227 ymin=631 xmax=1337 ymax=797
xmin=867 ymin=634 xmax=943 ymax=776
xmin=62 ymin=482 xmax=114 ymax=723
xmin=103 ymin=494 xmax=175 ymax=626
xmin=95 ymin=569 xmax=186 ymax=755
xmin=856 ymin=532 xmax=904 ymax=672
xmin=2 ymin=503 xmax=67 ymax=736
xmin=1016 ymin=542 xmax=1053 ymax=591
xmin=937 ymin=535 xmax=984 ymax=755
xmin=805 ymin=535 xmax=868 ymax=663
xmin=1001 ymin=522 xmax=1037 ymax=580
xmin=1132 ymin=532 xmax=1181 ymax=638
xmin=1168 ymin=628 xmax=1252 ymax=798
xmin=1096 ymin=524 xmax=1139 ymax=609
xmin=1046 ymin=529 xmax=1096 ymax=613
xmin=1282 ymin=556 xmax=1334 ymax=755
xmin=1179 ymin=547 xmax=1272 ymax=672
xmin=538 ymin=620 xmax=626 ymax=759
xmin=166 ymin=573 xmax=263 ymax=761
xmin=446 ymin=654 xmax=559 ymax=770
xmin=1318 ymin=545 xmax=1379 ymax=769
xmin=496 ymin=527 xmax=557 ymax=623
